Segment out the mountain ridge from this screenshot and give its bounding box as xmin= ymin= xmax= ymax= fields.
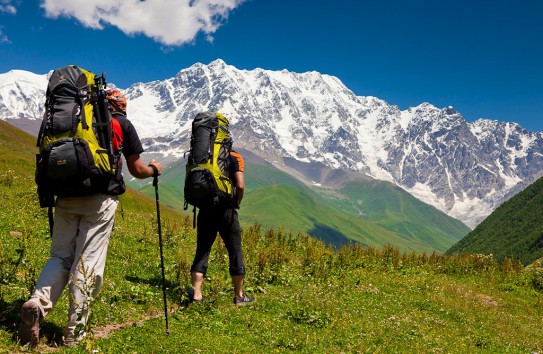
xmin=1 ymin=59 xmax=542 ymax=228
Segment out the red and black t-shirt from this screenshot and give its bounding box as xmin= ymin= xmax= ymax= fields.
xmin=112 ymin=112 xmax=144 ymax=158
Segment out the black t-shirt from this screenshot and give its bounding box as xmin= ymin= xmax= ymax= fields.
xmin=113 ymin=112 xmax=144 ymax=157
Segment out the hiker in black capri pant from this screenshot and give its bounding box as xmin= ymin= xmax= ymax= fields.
xmin=190 ymin=149 xmax=255 ymax=306
xmin=19 ymin=82 xmax=163 ymax=348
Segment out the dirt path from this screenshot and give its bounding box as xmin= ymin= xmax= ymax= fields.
xmin=15 ymin=307 xmax=179 ymax=353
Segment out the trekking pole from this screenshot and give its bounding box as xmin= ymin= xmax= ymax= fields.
xmin=152 ymin=168 xmax=170 ymax=335
xmin=94 ymin=73 xmax=117 ymax=169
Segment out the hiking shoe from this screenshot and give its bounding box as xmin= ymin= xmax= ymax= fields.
xmin=63 ymin=334 xmax=84 ymax=347
xmin=63 ymin=326 xmax=86 ymax=347
xmin=19 ymin=300 xmax=41 ymax=347
xmin=234 ymin=294 xmax=255 ymax=306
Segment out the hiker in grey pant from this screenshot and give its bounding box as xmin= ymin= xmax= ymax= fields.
xmin=19 ymin=88 xmax=163 ymax=348
xmin=32 ymin=194 xmax=118 ymax=343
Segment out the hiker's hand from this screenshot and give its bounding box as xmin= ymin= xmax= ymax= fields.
xmin=149 ymin=160 xmax=162 ymax=177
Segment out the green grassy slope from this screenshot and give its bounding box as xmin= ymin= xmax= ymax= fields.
xmin=135 ymin=152 xmax=469 ymax=252
xmin=0 ymin=120 xmax=37 ymax=176
xmin=335 ymin=179 xmax=470 ymax=251
xmin=447 ymin=176 xmax=543 ymax=265
xmin=241 ymin=184 xmax=414 ymax=249
xmin=136 ymin=159 xmax=186 ymax=211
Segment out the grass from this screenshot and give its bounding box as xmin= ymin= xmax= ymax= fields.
xmin=1 ymin=120 xmax=543 ymax=353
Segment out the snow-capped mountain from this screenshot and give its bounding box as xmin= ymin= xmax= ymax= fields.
xmin=0 ymin=70 xmax=48 ymax=133
xmin=2 ymin=60 xmax=543 ymax=228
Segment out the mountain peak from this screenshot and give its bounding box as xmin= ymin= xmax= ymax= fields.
xmin=0 ymin=69 xmax=47 ymax=86
xmin=208 ymin=58 xmax=228 ymax=68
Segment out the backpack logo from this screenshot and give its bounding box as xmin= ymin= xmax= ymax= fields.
xmin=35 ymin=65 xmax=125 ymax=207
xmin=184 ymin=111 xmax=233 ymax=209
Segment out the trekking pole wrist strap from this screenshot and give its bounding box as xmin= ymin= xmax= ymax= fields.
xmin=149 ymin=164 xmax=159 ymax=178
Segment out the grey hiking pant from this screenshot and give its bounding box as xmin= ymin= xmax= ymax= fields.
xmin=29 ymin=193 xmax=118 ymax=341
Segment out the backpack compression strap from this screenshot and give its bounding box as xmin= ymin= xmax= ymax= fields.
xmin=48 ymin=206 xmax=54 ymax=237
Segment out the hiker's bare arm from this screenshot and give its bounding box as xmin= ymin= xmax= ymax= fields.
xmin=234 ymin=171 xmax=244 ymax=203
xmin=125 ymin=154 xmax=162 ymax=179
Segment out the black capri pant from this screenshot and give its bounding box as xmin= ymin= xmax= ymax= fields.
xmin=190 ymin=206 xmax=246 ymax=276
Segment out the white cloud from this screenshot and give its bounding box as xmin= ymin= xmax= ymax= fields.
xmin=0 ymin=0 xmax=17 ymax=14
xmin=0 ymin=27 xmax=10 ymax=43
xmin=40 ymin=0 xmax=245 ymax=46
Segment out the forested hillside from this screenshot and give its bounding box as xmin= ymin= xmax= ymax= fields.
xmin=447 ymin=176 xmax=543 ymax=265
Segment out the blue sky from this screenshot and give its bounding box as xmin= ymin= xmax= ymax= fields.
xmin=1 ymin=0 xmax=542 ymax=132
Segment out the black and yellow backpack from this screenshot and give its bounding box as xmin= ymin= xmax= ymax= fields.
xmin=35 ymin=65 xmax=124 ymax=209
xmin=184 ymin=111 xmax=234 ymax=211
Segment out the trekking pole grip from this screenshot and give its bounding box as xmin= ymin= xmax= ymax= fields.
xmin=150 ymin=164 xmax=159 ymax=186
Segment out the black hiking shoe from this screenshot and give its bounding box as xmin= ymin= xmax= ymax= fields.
xmin=19 ymin=300 xmax=41 ymax=347
xmin=234 ymin=294 xmax=255 ymax=306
